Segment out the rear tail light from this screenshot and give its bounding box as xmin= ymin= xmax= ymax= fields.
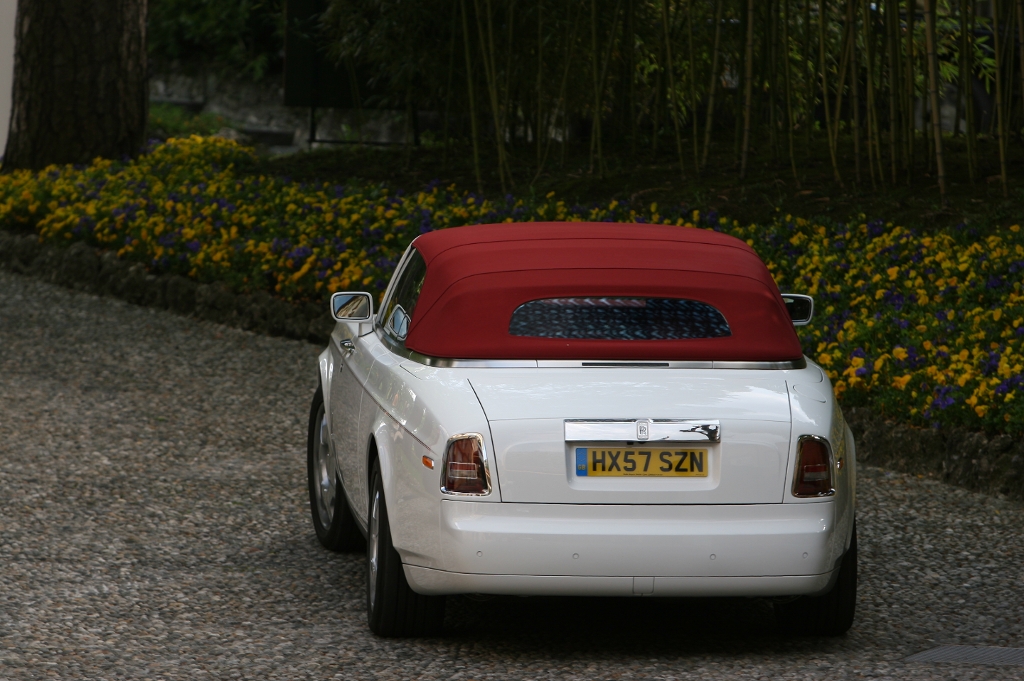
xmin=792 ymin=436 xmax=835 ymax=497
xmin=441 ymin=433 xmax=491 ymax=495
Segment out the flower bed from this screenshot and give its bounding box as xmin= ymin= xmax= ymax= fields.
xmin=1 ymin=136 xmax=1021 ymax=434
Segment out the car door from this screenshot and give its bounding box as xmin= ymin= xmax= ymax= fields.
xmin=328 ymin=322 xmax=376 ymax=517
xmin=336 ymin=247 xmax=429 ymax=523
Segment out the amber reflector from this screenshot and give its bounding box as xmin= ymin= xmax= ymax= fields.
xmin=793 ymin=437 xmax=833 ymax=497
xmin=443 ymin=436 xmax=488 ymax=494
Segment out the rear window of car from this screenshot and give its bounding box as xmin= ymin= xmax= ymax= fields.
xmin=508 ymin=297 xmax=732 ymax=340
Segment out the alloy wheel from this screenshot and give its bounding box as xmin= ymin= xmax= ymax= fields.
xmin=368 ymin=489 xmax=380 ymax=610
xmin=313 ymin=406 xmax=335 ymax=527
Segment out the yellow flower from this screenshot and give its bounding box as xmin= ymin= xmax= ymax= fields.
xmin=892 ymin=347 xmax=908 ymax=361
xmin=892 ymin=375 xmax=913 ymax=390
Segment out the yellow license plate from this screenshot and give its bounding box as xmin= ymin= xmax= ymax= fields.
xmin=575 ymin=447 xmax=708 ymax=477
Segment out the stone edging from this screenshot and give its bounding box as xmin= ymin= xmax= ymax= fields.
xmin=2 ymin=230 xmax=1022 ymax=503
xmin=0 ymin=231 xmax=335 ymax=345
xmin=843 ymin=407 xmax=1024 ymax=503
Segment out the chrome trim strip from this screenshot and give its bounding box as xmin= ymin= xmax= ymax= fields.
xmin=711 ymin=358 xmax=807 ymax=370
xmin=565 ymin=419 xmax=721 ymax=443
xmin=545 ymin=360 xmax=714 ymax=369
xmin=440 ymin=432 xmax=493 ymax=497
xmin=377 ymin=331 xmax=806 ymax=371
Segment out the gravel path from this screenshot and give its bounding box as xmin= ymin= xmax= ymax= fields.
xmin=2 ymin=269 xmax=1023 ymax=680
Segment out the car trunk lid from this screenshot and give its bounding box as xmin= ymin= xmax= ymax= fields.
xmin=466 ymin=369 xmax=792 ymax=504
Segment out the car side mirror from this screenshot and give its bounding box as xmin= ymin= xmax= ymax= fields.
xmin=781 ymin=294 xmax=814 ymax=326
xmin=330 ymin=292 xmax=373 ymax=322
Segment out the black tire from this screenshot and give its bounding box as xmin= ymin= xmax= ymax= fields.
xmin=775 ymin=522 xmax=857 ymax=636
xmin=307 ymin=385 xmax=362 ymax=552
xmin=366 ymin=460 xmax=445 ymax=637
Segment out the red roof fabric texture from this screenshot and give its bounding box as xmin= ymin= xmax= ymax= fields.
xmin=404 ymin=222 xmax=802 ymax=361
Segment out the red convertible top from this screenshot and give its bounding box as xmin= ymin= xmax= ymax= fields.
xmin=403 ymin=222 xmax=802 ymax=362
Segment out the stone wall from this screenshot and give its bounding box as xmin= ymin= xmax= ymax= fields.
xmin=150 ymin=72 xmax=416 ymax=150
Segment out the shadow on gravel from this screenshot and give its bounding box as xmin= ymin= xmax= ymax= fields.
xmin=441 ymin=594 xmax=845 ymax=655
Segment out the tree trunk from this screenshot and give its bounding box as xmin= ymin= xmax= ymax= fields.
xmin=923 ymin=0 xmax=946 ymax=205
xmin=4 ymin=0 xmax=148 ymax=171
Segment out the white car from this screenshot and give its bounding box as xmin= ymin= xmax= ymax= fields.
xmin=308 ymin=222 xmax=856 ymax=637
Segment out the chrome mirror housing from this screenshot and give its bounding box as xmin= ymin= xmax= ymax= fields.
xmin=330 ymin=292 xmax=373 ymax=322
xmin=781 ymin=293 xmax=814 ymax=326
xmin=386 ymin=305 xmax=410 ymax=340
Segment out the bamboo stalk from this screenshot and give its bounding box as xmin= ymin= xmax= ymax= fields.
xmin=965 ymin=0 xmax=977 ymax=184
xmin=472 ymin=0 xmax=509 ymax=191
xmin=1017 ymin=0 xmax=1024 ymax=144
xmin=740 ymin=0 xmax=755 ymax=178
xmin=828 ymin=3 xmax=856 ymax=155
xmin=924 ymin=0 xmax=946 ymax=205
xmin=954 ymin=0 xmax=966 ymax=137
xmin=535 ymin=4 xmax=582 ymax=182
xmin=701 ymin=0 xmax=724 ymax=168
xmin=885 ymin=0 xmax=899 ymax=182
xmin=862 ymin=0 xmax=878 ymax=189
xmin=804 ymin=0 xmax=815 ymax=155
xmin=783 ymin=0 xmax=800 ymax=187
xmin=628 ymin=0 xmax=637 ymax=156
xmin=993 ymin=0 xmax=1009 ymax=197
xmin=460 ymin=0 xmax=483 ymax=194
xmin=443 ymin=4 xmax=458 ymax=170
xmin=819 ymin=0 xmax=843 ymax=185
xmin=849 ymin=0 xmax=862 ymax=187
xmin=768 ymin=0 xmax=779 ymax=160
xmin=536 ymin=0 xmax=543 ymax=169
xmin=687 ymin=0 xmax=699 ymax=175
xmin=905 ymin=0 xmax=915 ymax=181
xmin=662 ymin=0 xmax=687 ymax=182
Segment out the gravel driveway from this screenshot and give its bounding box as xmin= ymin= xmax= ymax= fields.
xmin=2 ymin=269 xmax=1023 ymax=680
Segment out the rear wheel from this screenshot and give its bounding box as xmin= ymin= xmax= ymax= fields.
xmin=775 ymin=523 xmax=857 ymax=636
xmin=307 ymin=386 xmax=361 ymax=551
xmin=366 ymin=461 xmax=446 ymax=637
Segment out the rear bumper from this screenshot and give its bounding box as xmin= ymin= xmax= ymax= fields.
xmin=405 ymin=566 xmax=837 ymax=597
xmin=403 ymin=499 xmax=842 ymax=597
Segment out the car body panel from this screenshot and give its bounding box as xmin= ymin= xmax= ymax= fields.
xmin=434 ymin=499 xmax=838 ymax=577
xmin=464 ymin=368 xmax=795 ymax=504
